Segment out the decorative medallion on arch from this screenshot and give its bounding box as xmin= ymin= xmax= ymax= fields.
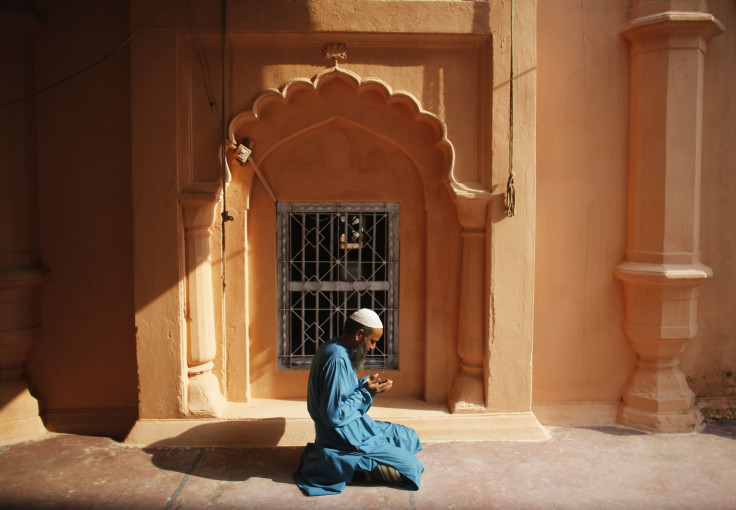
xmin=225 ymin=67 xmax=491 ymax=413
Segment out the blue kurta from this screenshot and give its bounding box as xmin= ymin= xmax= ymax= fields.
xmin=293 ymin=339 xmax=423 ymax=496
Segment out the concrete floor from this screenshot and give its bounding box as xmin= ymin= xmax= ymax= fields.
xmin=1 ymin=422 xmax=736 ymax=509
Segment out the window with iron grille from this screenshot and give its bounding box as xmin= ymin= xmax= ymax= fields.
xmin=277 ymin=202 xmax=399 ymax=369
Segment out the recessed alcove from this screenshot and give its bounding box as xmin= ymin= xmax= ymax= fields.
xmin=229 ymin=69 xmax=459 ymax=407
xmin=127 ymin=6 xmax=544 ymax=445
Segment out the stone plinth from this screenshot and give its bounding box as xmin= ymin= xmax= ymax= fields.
xmin=616 ymin=262 xmax=711 ymax=431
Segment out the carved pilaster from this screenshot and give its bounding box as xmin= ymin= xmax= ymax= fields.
xmin=449 ymin=191 xmax=491 ymax=413
xmin=180 ymin=187 xmax=224 ymax=417
xmin=616 ymin=4 xmax=723 ymax=432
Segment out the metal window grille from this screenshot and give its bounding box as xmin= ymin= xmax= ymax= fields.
xmin=277 ymin=202 xmax=399 ymax=369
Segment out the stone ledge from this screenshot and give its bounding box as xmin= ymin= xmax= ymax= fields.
xmin=125 ymin=398 xmax=549 ymax=447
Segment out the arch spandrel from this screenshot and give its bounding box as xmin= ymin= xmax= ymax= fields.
xmin=257 ymin=117 xmax=428 ymax=203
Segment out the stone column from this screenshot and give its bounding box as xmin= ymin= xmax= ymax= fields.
xmin=449 ymin=194 xmax=491 ymax=413
xmin=180 ymin=187 xmax=225 ymax=417
xmin=615 ymin=3 xmax=723 ymax=432
xmin=0 ymin=6 xmax=47 ymax=445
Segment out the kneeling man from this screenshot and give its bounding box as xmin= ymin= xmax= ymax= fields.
xmin=294 ymin=309 xmax=423 ymax=496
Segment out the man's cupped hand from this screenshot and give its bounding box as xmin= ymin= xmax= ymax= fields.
xmin=364 ymin=373 xmax=393 ymax=396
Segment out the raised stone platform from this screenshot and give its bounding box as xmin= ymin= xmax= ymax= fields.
xmin=124 ymin=398 xmax=549 ymax=447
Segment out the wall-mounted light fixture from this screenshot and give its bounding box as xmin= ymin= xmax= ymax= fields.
xmin=234 ymin=139 xmax=252 ymax=164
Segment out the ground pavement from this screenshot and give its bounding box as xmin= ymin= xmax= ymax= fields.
xmin=1 ymin=421 xmax=735 ymax=509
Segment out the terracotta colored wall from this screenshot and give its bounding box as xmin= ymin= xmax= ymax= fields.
xmin=680 ymin=0 xmax=736 ymax=414
xmin=25 ymin=0 xmax=138 ymax=434
xmin=173 ymin=17 xmax=492 ymax=405
xmin=12 ymin=0 xmax=734 ymax=439
xmin=535 ymin=0 xmax=736 ymax=415
xmin=230 ymin=53 xmax=474 ymax=402
xmin=128 ymin=0 xmax=535 ymax=426
xmin=534 ymin=0 xmax=634 ymax=407
xmin=215 ymin=51 xmax=475 ymax=402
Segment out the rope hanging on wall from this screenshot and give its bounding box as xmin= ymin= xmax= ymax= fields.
xmin=505 ymin=0 xmax=517 ymax=218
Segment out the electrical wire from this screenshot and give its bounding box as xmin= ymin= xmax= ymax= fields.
xmin=219 ymin=0 xmax=232 ymax=294
xmin=184 ymin=0 xmax=223 ymax=136
xmin=0 ymin=0 xmax=173 ymax=110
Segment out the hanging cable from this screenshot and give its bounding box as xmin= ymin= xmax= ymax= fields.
xmin=184 ymin=0 xmax=222 ymax=136
xmin=505 ymin=0 xmax=517 ymax=217
xmin=220 ymin=0 xmax=232 ymax=295
xmin=0 ymin=0 xmax=173 ymax=109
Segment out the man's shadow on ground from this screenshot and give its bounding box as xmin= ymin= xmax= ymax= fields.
xmin=142 ymin=420 xmax=300 ymax=484
xmin=141 ymin=420 xmax=404 ymax=490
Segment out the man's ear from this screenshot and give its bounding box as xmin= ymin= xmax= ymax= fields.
xmin=354 ymin=329 xmax=364 ymax=342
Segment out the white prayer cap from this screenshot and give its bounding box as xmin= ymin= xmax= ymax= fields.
xmin=349 ymin=308 xmax=384 ymax=329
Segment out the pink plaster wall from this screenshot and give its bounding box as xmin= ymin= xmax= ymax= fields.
xmin=535 ymin=0 xmax=736 ymax=413
xmin=10 ymin=0 xmax=736 ymax=437
xmin=535 ymin=0 xmax=637 ymax=405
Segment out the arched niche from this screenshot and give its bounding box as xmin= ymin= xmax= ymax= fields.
xmin=224 ymin=67 xmax=490 ymax=410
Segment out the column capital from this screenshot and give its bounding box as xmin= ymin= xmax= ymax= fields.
xmin=451 ymin=189 xmax=492 ymax=232
xmin=621 ymin=11 xmax=724 ymax=47
xmin=615 ymin=261 xmax=712 ymax=288
xmin=179 ymin=183 xmax=221 ymax=230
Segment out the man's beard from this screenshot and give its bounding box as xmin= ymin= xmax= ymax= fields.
xmin=349 ymin=344 xmax=367 ymax=371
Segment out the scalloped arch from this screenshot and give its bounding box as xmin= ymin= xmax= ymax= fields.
xmin=228 ymin=67 xmax=459 ymax=190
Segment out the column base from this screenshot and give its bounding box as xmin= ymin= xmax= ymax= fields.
xmin=617 ymin=364 xmax=703 ymax=432
xmin=449 ymin=371 xmax=486 ymax=413
xmin=0 ymin=382 xmax=47 ymax=446
xmin=618 ymin=405 xmax=703 ymax=433
xmin=188 ymin=371 xmax=225 ymax=417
